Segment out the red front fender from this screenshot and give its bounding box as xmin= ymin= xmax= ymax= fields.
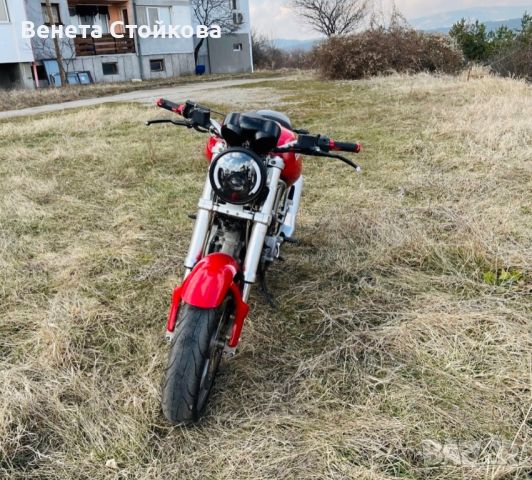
xmin=166 ymin=253 xmax=249 ymax=348
xmin=182 ymin=253 xmax=239 ymax=308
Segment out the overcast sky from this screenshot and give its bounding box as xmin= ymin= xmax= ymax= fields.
xmin=249 ymin=0 xmax=529 ymax=39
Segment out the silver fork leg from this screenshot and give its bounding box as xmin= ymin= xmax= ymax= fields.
xmin=242 ymin=161 xmax=284 ymax=296
xmin=184 ymin=177 xmax=213 ymax=275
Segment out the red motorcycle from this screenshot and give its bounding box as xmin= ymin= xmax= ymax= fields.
xmin=147 ymin=99 xmax=362 ymax=424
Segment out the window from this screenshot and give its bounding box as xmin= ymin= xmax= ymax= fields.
xmin=233 ymin=11 xmax=243 ymax=24
xmin=102 ymin=62 xmax=118 ymax=75
xmin=146 ymin=6 xmax=171 ymax=28
xmin=41 ymin=3 xmax=62 ymax=25
xmin=77 ymin=71 xmax=93 ymax=84
xmin=233 ymin=43 xmax=243 ymax=52
xmin=0 ymin=0 xmax=9 ymax=23
xmin=150 ymin=59 xmax=165 ymax=72
xmin=71 ymin=6 xmax=110 ymax=34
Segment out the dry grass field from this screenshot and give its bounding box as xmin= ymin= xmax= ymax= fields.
xmin=0 ymin=71 xmax=530 ymax=479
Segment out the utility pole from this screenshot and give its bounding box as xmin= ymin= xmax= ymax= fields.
xmin=131 ymin=0 xmax=145 ymax=79
xmin=44 ymin=0 xmax=67 ymax=87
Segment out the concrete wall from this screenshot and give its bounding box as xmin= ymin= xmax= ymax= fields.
xmin=0 ymin=0 xmax=34 ymax=88
xmin=232 ymin=0 xmax=251 ymax=35
xmin=1 ymin=0 xmax=199 ymax=87
xmin=139 ymin=52 xmax=194 ymax=79
xmin=205 ymin=33 xmax=252 ymax=74
xmin=134 ymin=0 xmax=195 ymax=78
xmin=0 ymin=0 xmax=34 ymax=64
xmin=25 ymin=0 xmax=74 ymax=62
xmin=0 ymin=62 xmax=34 ymax=89
xmin=193 ymin=0 xmax=253 ymax=74
xmin=70 ymin=53 xmax=141 ymax=83
xmin=135 ymin=0 xmax=194 ymax=54
xmin=227 ymin=0 xmax=253 ymax=71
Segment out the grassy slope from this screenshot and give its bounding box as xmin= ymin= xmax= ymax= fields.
xmin=0 ymin=73 xmax=530 ymax=479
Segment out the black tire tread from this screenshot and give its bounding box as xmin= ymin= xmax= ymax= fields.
xmin=161 ymin=304 xmax=220 ymax=424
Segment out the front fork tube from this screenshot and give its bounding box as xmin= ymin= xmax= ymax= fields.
xmin=242 ymin=158 xmax=284 ymax=300
xmin=184 ymin=176 xmax=213 ymax=274
xmin=183 ymin=157 xmax=285 ymax=304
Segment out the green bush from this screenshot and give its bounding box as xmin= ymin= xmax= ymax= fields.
xmin=315 ymin=27 xmax=464 ymax=80
xmin=449 ymin=19 xmax=492 ymax=62
xmin=450 ymin=12 xmax=532 ymax=81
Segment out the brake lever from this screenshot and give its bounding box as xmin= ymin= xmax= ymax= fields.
xmin=318 ymin=151 xmax=361 ymax=172
xmin=146 ymin=118 xmax=217 ymax=137
xmin=145 ymin=119 xmax=191 ymax=127
xmin=273 ymin=146 xmax=361 ymax=172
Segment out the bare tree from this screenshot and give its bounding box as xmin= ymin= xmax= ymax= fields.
xmin=43 ymin=0 xmax=67 ymax=86
xmin=251 ymin=30 xmax=282 ymax=69
xmin=291 ymin=0 xmax=369 ymax=37
xmin=191 ymin=0 xmax=240 ymax=66
xmin=32 ymin=36 xmax=76 ymax=84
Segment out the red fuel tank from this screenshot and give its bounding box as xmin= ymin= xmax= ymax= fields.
xmin=205 ymin=136 xmax=225 ymax=161
xmin=276 ymin=126 xmax=302 ymax=186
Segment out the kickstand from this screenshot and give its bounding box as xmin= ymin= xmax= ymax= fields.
xmin=258 ymin=270 xmax=276 ymax=308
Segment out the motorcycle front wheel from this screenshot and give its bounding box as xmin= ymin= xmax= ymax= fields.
xmin=161 ymin=299 xmax=232 ymax=424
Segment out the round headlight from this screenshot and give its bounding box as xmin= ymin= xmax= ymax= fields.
xmin=209 ymin=148 xmax=267 ymax=205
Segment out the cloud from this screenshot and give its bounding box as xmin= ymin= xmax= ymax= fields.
xmin=249 ymin=0 xmax=529 ymax=39
xmin=392 ymin=0 xmax=528 ymax=17
xmin=250 ymin=0 xmax=320 ymax=39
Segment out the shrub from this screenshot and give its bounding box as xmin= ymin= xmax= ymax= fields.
xmin=487 ymin=13 xmax=532 ymax=81
xmin=449 ymin=19 xmax=492 ymax=62
xmin=252 ymin=31 xmax=284 ymax=70
xmin=450 ymin=12 xmax=532 ymax=81
xmin=315 ymin=27 xmax=464 ymax=80
xmin=252 ymin=31 xmax=315 ymax=70
xmin=489 ymin=45 xmax=532 ymax=81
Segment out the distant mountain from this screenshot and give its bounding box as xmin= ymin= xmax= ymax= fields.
xmin=273 ymin=38 xmax=321 ymax=52
xmin=409 ymin=5 xmax=530 ymax=31
xmin=273 ymin=6 xmax=530 ymax=48
xmin=426 ymin=17 xmax=524 ymax=34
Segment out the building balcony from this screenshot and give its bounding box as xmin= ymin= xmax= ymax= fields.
xmin=74 ymin=34 xmax=135 ymax=56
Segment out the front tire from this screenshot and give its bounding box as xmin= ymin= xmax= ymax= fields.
xmin=161 ymin=301 xmax=232 ymax=424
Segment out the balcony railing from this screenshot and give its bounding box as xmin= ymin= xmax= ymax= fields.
xmin=74 ymin=34 xmax=135 ymax=56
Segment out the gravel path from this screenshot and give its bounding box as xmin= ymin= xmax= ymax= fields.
xmin=0 ymin=76 xmax=294 ymax=120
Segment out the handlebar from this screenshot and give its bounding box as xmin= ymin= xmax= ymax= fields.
xmin=330 ymin=140 xmax=362 ymax=154
xmin=284 ymin=133 xmax=361 ymax=155
xmin=150 ymin=99 xmax=362 ymax=170
xmin=152 ymin=98 xmax=217 ymax=133
xmin=156 ymin=98 xmax=184 ymax=115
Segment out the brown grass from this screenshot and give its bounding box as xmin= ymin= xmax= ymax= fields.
xmin=0 ymin=71 xmax=530 ymax=479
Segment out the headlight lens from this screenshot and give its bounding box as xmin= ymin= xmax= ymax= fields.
xmin=209 ymin=148 xmax=267 ymax=205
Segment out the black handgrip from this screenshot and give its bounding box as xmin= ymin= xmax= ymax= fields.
xmin=156 ymin=98 xmax=183 ymax=114
xmin=331 ymin=141 xmax=362 ymax=153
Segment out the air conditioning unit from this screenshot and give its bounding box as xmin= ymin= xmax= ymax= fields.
xmin=232 ymin=11 xmax=243 ymax=25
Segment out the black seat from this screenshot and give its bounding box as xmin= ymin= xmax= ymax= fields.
xmin=255 ymin=110 xmax=292 ymax=130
